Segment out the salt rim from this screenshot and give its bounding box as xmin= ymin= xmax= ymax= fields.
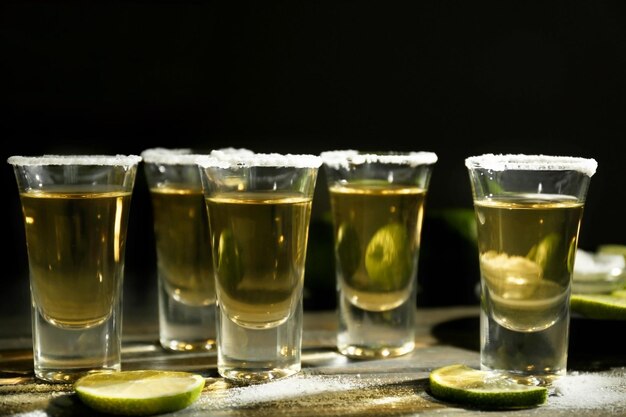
xmin=197 ymin=153 xmax=322 ymax=169
xmin=210 ymin=148 xmax=256 ymax=159
xmin=140 ymin=148 xmax=198 ymax=165
xmin=465 ymin=153 xmax=598 ymax=177
xmin=142 ymin=148 xmax=256 ymax=165
xmin=7 ymin=154 xmax=142 ymax=166
xmin=319 ymin=150 xmax=438 ymax=169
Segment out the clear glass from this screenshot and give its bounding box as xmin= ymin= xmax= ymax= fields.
xmin=320 ymin=150 xmax=437 ymax=359
xmin=199 ymin=153 xmax=321 ymax=383
xmin=465 ymin=153 xmax=597 ymax=385
xmin=142 ymin=147 xmax=255 ymax=352
xmin=8 ymin=154 xmax=141 ymax=383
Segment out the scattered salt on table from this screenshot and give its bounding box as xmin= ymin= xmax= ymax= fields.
xmin=550 ymin=370 xmax=626 ymax=410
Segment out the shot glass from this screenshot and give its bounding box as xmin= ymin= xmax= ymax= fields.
xmin=198 ymin=153 xmax=321 ymax=383
xmin=141 ymin=147 xmax=254 ymax=352
xmin=320 ymin=150 xmax=438 ymax=359
xmin=465 ymin=153 xmax=597 ymax=385
xmin=8 ymin=154 xmax=141 ymax=383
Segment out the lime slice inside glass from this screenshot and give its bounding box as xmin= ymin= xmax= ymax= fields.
xmin=74 ymin=370 xmax=205 ymax=415
xmin=365 ymin=222 xmax=412 ymax=291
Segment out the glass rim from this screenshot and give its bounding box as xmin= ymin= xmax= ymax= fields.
xmin=7 ymin=154 xmax=142 ymax=166
xmin=141 ymin=148 xmax=202 ymax=165
xmin=319 ymin=150 xmax=438 ymax=169
xmin=465 ymin=153 xmax=598 ymax=177
xmin=197 ymin=153 xmax=322 ymax=169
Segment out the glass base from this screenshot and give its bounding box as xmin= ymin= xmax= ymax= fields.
xmin=480 ymin=366 xmax=565 ymax=387
xmin=219 ymin=365 xmax=300 ymax=384
xmin=32 ymin=296 xmax=122 ymax=384
xmin=338 ymin=341 xmax=415 ymax=359
xmin=35 ymin=366 xmax=120 ymax=383
xmin=217 ymin=298 xmax=302 ymax=384
xmin=480 ymin=303 xmax=569 ymax=387
xmin=158 ymin=281 xmax=217 ymax=353
xmin=337 ymin=288 xmax=417 ymax=360
xmin=160 ymin=338 xmax=216 ymax=352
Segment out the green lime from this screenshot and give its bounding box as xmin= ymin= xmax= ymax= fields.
xmin=612 ymin=289 xmax=626 ymax=298
xmin=335 ymin=222 xmax=361 ymax=279
xmin=433 ymin=208 xmax=478 ymax=244
xmin=570 ymin=292 xmax=626 ymax=320
xmin=429 ymin=364 xmax=547 ymax=410
xmin=74 ymin=370 xmax=205 ymax=416
xmin=365 ymin=222 xmax=412 ymax=291
xmin=527 ymin=233 xmax=561 ymax=270
xmin=217 ymin=230 xmax=244 ymax=292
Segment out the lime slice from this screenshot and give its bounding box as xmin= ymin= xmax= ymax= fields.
xmin=74 ymin=370 xmax=205 ymax=416
xmin=365 ymin=222 xmax=412 ymax=291
xmin=570 ymin=292 xmax=626 ymax=320
xmin=429 ymin=364 xmax=547 ymax=409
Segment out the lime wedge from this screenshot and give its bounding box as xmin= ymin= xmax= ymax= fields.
xmin=74 ymin=370 xmax=205 ymax=416
xmin=429 ymin=364 xmax=547 ymax=409
xmin=570 ymin=292 xmax=626 ymax=320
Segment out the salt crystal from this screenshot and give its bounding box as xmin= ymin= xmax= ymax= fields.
xmin=574 ymin=249 xmax=625 ymax=277
xmin=320 ymin=150 xmax=438 ymax=169
xmin=141 ymin=147 xmax=256 ymax=165
xmin=549 ymin=370 xmax=626 ymax=410
xmin=7 ymin=155 xmax=142 ymax=166
xmin=10 ymin=412 xmax=48 ymax=417
xmin=198 ymin=153 xmax=322 ymax=169
xmin=465 ymin=153 xmax=598 ymax=177
xmin=196 ymin=373 xmax=382 ymax=409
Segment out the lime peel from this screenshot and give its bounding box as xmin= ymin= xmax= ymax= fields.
xmin=429 ymin=364 xmax=547 ymax=409
xmin=74 ymin=370 xmax=205 ymax=416
xmin=570 ymin=292 xmax=626 ymax=320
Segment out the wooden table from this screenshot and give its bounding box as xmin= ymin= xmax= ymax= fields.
xmin=2 ymin=306 xmax=626 ymax=416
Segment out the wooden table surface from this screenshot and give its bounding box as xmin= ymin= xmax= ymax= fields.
xmin=2 ymin=305 xmax=626 ymax=416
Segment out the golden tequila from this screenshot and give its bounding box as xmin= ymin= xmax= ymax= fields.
xmin=20 ymin=186 xmax=131 ymax=329
xmin=150 ymin=185 xmax=214 ymax=306
xmin=475 ymin=194 xmax=584 ymax=379
xmin=475 ymin=195 xmax=583 ymax=331
xmin=206 ymin=191 xmax=312 ymax=329
xmin=329 ymin=182 xmax=426 ymax=311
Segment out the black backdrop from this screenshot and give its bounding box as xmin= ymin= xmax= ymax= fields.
xmin=2 ymin=1 xmax=625 ymax=316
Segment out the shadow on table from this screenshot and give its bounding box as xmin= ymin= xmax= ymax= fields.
xmin=430 ymin=315 xmax=480 ymax=352
xmin=47 ymin=393 xmax=106 ymax=417
xmin=430 ymin=313 xmax=626 ymax=372
xmin=568 ymin=317 xmax=626 ymax=371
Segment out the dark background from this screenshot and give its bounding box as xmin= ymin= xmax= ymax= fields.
xmin=2 ymin=2 xmax=625 ymax=322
